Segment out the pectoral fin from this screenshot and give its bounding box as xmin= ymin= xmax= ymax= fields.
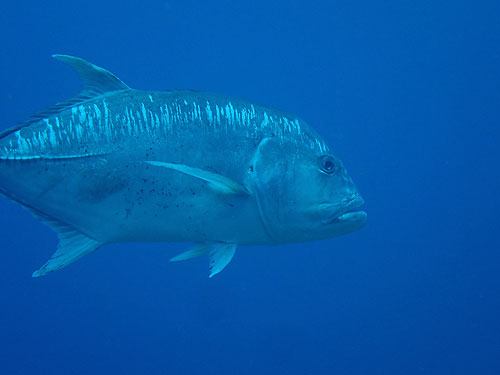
xmin=170 ymin=242 xmax=237 ymax=277
xmin=145 ymin=161 xmax=248 ymax=195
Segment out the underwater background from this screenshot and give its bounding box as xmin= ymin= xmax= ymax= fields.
xmin=0 ymin=0 xmax=498 ymax=374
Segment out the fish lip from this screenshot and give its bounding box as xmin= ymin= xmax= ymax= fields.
xmin=329 ymin=210 xmax=367 ymax=224
xmin=325 ymin=196 xmax=366 ymax=224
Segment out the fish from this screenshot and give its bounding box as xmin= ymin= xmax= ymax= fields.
xmin=0 ymin=55 xmax=367 ymax=278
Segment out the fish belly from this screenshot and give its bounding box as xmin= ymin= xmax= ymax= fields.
xmin=0 ymin=150 xmax=268 ymax=245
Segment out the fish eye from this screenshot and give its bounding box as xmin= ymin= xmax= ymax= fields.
xmin=319 ymin=155 xmax=337 ymax=174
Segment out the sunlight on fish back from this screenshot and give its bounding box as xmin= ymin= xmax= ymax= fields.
xmin=0 ymin=55 xmax=367 ymax=278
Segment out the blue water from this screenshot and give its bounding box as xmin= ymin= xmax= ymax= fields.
xmin=0 ymin=1 xmax=498 ymax=374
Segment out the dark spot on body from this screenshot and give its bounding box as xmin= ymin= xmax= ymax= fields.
xmin=78 ymin=170 xmax=129 ymax=203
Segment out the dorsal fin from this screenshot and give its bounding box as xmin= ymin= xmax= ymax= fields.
xmin=0 ymin=55 xmax=131 ymax=139
xmin=52 ymin=54 xmax=130 ymax=96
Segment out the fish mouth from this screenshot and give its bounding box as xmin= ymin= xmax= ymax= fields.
xmin=329 ymin=210 xmax=367 ymax=224
xmin=321 ymin=196 xmax=366 ymax=225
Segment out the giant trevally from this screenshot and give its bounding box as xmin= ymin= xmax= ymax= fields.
xmin=0 ymin=55 xmax=366 ymax=277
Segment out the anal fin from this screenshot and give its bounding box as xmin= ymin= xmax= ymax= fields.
xmin=33 ymin=228 xmax=101 ymax=277
xmin=0 ymin=195 xmax=103 ymax=277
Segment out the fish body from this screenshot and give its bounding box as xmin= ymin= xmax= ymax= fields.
xmin=0 ymin=55 xmax=366 ymax=277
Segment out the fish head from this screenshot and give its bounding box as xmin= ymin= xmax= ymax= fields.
xmin=250 ymin=135 xmax=366 ymax=243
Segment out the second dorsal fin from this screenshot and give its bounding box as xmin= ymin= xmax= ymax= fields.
xmin=0 ymin=55 xmax=131 ymax=139
xmin=52 ymin=54 xmax=130 ymax=97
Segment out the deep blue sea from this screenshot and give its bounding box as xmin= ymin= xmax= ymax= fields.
xmin=0 ymin=1 xmax=498 ymax=374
